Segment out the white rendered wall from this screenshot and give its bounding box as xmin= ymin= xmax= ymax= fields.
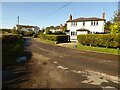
xmin=67 ymin=21 xmax=105 ymax=33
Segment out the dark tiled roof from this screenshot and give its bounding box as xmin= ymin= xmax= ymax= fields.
xmin=76 ymin=28 xmax=90 ymax=31
xmin=67 ymin=17 xmax=105 ymax=22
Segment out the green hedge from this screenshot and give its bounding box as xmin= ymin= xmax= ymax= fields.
xmin=2 ymin=34 xmax=23 ymax=44
xmin=2 ymin=34 xmax=24 ymax=66
xmin=45 ymin=35 xmax=69 ymax=43
xmin=77 ymin=34 xmax=120 ymax=48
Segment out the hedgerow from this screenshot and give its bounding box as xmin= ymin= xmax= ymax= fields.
xmin=45 ymin=35 xmax=69 ymax=43
xmin=77 ymin=34 xmax=120 ymax=48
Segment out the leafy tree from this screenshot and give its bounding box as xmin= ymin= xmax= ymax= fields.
xmin=49 ymin=26 xmax=54 ymax=29
xmin=45 ymin=30 xmax=52 ymax=34
xmin=41 ymin=28 xmax=45 ymax=33
xmin=112 ymin=10 xmax=120 ymax=22
xmin=104 ymin=21 xmax=112 ymax=33
xmin=110 ymin=10 xmax=120 ymax=33
xmin=110 ymin=22 xmax=120 ymax=34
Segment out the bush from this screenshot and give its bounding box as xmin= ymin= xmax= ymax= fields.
xmin=77 ymin=34 xmax=120 ymax=48
xmin=2 ymin=34 xmax=24 ymax=66
xmin=45 ymin=35 xmax=69 ymax=43
xmin=37 ymin=33 xmax=45 ymax=39
xmin=53 ymin=31 xmax=66 ymax=35
xmin=2 ymin=34 xmax=23 ymax=45
xmin=33 ymin=34 xmax=38 ymax=38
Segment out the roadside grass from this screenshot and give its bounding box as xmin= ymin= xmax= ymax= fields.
xmin=74 ymin=44 xmax=119 ymax=55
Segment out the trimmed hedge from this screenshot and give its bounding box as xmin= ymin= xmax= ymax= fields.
xmin=77 ymin=34 xmax=120 ymax=48
xmin=45 ymin=35 xmax=69 ymax=43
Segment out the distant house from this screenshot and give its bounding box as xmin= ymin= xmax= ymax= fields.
xmin=16 ymin=24 xmax=40 ymax=33
xmin=50 ymin=24 xmax=64 ymax=33
xmin=66 ymin=12 xmax=106 ymax=40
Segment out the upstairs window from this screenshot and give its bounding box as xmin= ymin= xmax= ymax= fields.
xmin=94 ymin=21 xmax=96 ymax=25
xmin=91 ymin=21 xmax=98 ymax=26
xmin=76 ymin=22 xmax=77 ymax=26
xmin=96 ymin=21 xmax=98 ymax=25
xmin=91 ymin=21 xmax=93 ymax=25
xmin=71 ymin=22 xmax=77 ymax=26
xmin=83 ymin=21 xmax=85 ymax=26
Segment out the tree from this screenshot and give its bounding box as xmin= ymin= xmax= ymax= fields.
xmin=104 ymin=21 xmax=112 ymax=33
xmin=112 ymin=11 xmax=120 ymax=22
xmin=62 ymin=24 xmax=67 ymax=33
xmin=110 ymin=10 xmax=120 ymax=34
xmin=110 ymin=22 xmax=120 ymax=34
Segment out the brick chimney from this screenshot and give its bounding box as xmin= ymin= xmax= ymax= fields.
xmin=102 ymin=11 xmax=105 ymax=19
xmin=69 ymin=14 xmax=72 ymax=21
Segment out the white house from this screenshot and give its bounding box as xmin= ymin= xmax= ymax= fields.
xmin=50 ymin=24 xmax=64 ymax=33
xmin=16 ymin=24 xmax=40 ymax=33
xmin=66 ymin=12 xmax=106 ymax=40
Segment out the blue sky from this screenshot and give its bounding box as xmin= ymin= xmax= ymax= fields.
xmin=1 ymin=2 xmax=118 ymax=29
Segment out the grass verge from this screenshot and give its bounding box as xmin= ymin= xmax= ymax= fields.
xmin=74 ymin=44 xmax=119 ymax=55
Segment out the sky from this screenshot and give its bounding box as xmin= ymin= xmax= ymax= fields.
xmin=1 ymin=2 xmax=119 ymax=29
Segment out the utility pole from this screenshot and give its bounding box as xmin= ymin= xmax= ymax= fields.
xmin=18 ymin=16 xmax=19 ymax=25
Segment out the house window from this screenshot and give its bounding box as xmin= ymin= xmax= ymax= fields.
xmin=91 ymin=21 xmax=93 ymax=25
xmin=91 ymin=21 xmax=98 ymax=26
xmin=83 ymin=21 xmax=85 ymax=26
xmin=94 ymin=21 xmax=96 ymax=25
xmin=71 ymin=31 xmax=77 ymax=36
xmin=76 ymin=22 xmax=77 ymax=26
xmin=74 ymin=22 xmax=75 ymax=26
xmin=96 ymin=21 xmax=98 ymax=25
xmin=71 ymin=22 xmax=77 ymax=26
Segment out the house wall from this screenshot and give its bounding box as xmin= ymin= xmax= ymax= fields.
xmin=67 ymin=20 xmax=105 ymax=40
xmin=67 ymin=21 xmax=105 ymax=33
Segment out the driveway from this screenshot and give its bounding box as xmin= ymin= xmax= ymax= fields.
xmin=2 ymin=37 xmax=119 ymax=89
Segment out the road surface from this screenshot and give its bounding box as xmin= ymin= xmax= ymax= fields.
xmin=3 ymin=37 xmax=119 ymax=89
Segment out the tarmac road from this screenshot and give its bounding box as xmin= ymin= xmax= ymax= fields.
xmin=3 ymin=37 xmax=120 ymax=89
xmin=31 ymin=38 xmax=118 ymax=76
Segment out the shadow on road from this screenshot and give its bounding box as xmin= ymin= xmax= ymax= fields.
xmin=2 ymin=37 xmax=32 ymax=89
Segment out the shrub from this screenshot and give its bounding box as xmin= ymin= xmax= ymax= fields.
xmin=33 ymin=34 xmax=38 ymax=38
xmin=37 ymin=34 xmax=45 ymax=39
xmin=2 ymin=34 xmax=23 ymax=45
xmin=45 ymin=35 xmax=69 ymax=43
xmin=53 ymin=31 xmax=66 ymax=35
xmin=77 ymin=34 xmax=120 ymax=48
xmin=2 ymin=34 xmax=24 ymax=66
